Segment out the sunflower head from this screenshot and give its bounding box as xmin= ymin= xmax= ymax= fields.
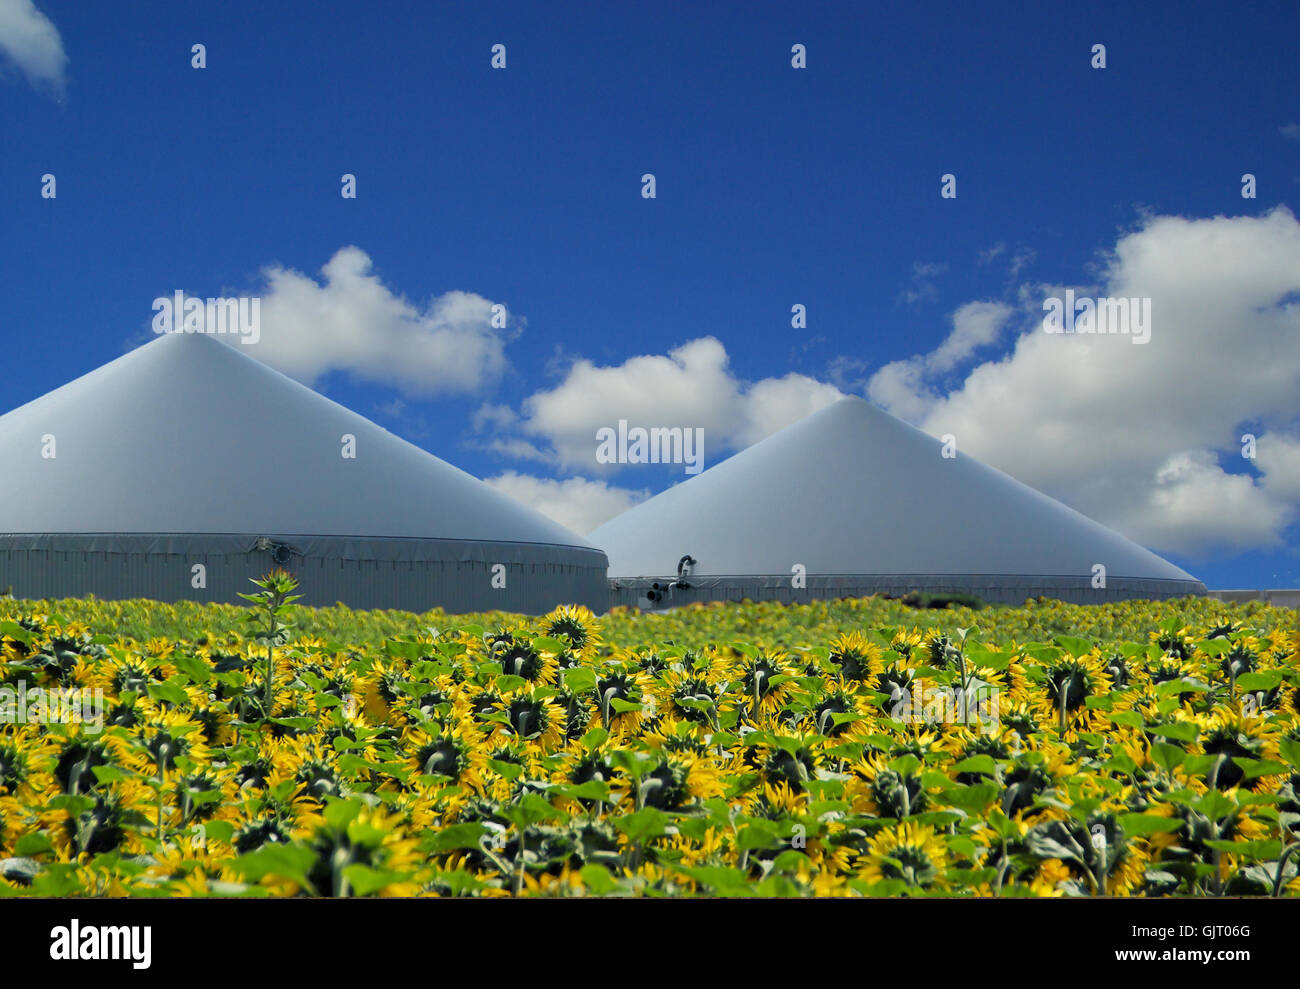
xmin=542 ymin=606 xmax=602 ymax=656
xmin=861 ymin=821 xmax=947 ymax=890
xmin=827 ymin=632 xmax=884 ymax=682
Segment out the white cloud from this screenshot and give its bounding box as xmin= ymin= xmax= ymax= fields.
xmin=244 ymin=246 xmax=514 ymax=396
xmin=484 ymin=438 xmax=550 ymax=462
xmin=1254 ymin=433 xmax=1300 ymax=502
xmin=507 ymin=336 xmax=844 ymax=471
xmin=483 ymin=471 xmax=648 ymax=535
xmin=1108 ymin=450 xmax=1290 ymax=555
xmin=885 ymin=207 xmax=1300 ymax=556
xmin=1280 ymin=122 xmax=1300 ymax=141
xmin=0 ymin=0 xmax=66 ymax=93
xmin=473 ymin=403 xmax=518 ymax=432
xmin=866 ymin=359 xmax=937 ymax=423
xmin=866 ymin=300 xmax=1013 ymax=416
xmin=901 ymin=261 xmax=948 ymax=305
xmin=927 ymin=301 xmax=1014 ymax=373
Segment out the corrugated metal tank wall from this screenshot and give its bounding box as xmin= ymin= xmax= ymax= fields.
xmin=0 ymin=535 xmax=608 ymax=614
xmin=608 ymin=573 xmax=1207 ymax=609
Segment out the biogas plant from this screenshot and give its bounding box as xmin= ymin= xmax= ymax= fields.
xmin=0 ymin=333 xmax=1205 ymax=613
xmin=0 ymin=332 xmax=607 ymax=614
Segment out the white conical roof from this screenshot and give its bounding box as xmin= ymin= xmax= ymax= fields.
xmin=0 ymin=331 xmax=593 ymax=548
xmin=590 ymin=397 xmax=1199 ymax=584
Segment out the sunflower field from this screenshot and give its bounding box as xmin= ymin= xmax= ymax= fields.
xmin=1 ymin=579 xmax=1298 ymax=897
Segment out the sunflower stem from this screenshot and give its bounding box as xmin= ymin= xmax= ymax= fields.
xmin=1271 ymin=841 xmax=1300 ymax=897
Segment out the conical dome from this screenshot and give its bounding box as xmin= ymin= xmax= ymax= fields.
xmin=0 ymin=331 xmax=606 ymax=612
xmin=590 ymin=397 xmax=1203 ymax=606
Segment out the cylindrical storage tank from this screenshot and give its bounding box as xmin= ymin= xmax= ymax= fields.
xmin=0 ymin=332 xmax=607 ymax=613
xmin=591 ymin=398 xmax=1205 ymax=609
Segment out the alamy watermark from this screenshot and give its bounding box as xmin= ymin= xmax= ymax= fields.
xmin=1042 ymin=289 xmax=1150 ymax=344
xmin=888 ymin=680 xmax=999 ymax=735
xmin=152 ymin=291 xmax=261 ymax=344
xmin=0 ymin=683 xmax=105 ymax=734
xmin=595 ymin=420 xmax=704 ymax=475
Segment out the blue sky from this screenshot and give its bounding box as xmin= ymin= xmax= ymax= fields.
xmin=3 ymin=0 xmax=1299 ymax=589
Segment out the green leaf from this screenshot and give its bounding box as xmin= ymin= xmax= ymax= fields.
xmin=951 ymin=755 xmax=997 ymax=776
xmin=488 ymin=759 xmax=522 ymax=780
xmin=146 ymin=680 xmax=191 ymax=707
xmin=736 ymin=820 xmax=781 ymax=852
xmin=269 ymin=717 xmax=317 ymax=732
xmin=1053 ymin=636 xmax=1094 ymax=658
xmin=888 ymin=754 xmax=921 ymax=777
xmin=14 ymin=832 xmax=53 ymax=857
xmin=560 ymin=779 xmax=612 ymax=803
xmin=233 ymin=844 xmax=317 ymax=887
xmin=561 ymin=668 xmax=597 ymax=694
xmin=1234 ymin=671 xmax=1285 ymax=692
xmin=1232 ymin=757 xmax=1290 ymax=781
xmin=1109 ymin=711 xmax=1144 ymax=729
xmin=427 ymin=823 xmax=488 ymax=853
xmin=1150 ymin=743 xmax=1186 ymax=773
xmin=1202 ymin=838 xmax=1281 ymax=861
xmin=503 ymin=793 xmax=561 ymax=830
xmin=1117 ymin=813 xmax=1183 ymax=837
xmin=342 ymin=864 xmax=409 ymax=896
xmin=1277 ymin=736 xmax=1300 ymax=771
xmin=170 ymin=652 xmax=212 ymax=685
xmin=578 ymin=864 xmax=621 ymax=895
xmin=613 ymin=807 xmax=672 ymax=844
xmin=938 ymin=784 xmax=998 ymax=814
xmin=1194 ymin=790 xmax=1238 ymax=822
xmin=91 ymin=765 xmax=133 ymax=785
xmin=493 ymin=674 xmax=527 ymax=694
xmin=672 ymin=864 xmax=754 ymax=897
xmin=531 ymin=636 xmax=569 ymax=655
xmin=1146 ymin=722 xmax=1198 ymax=742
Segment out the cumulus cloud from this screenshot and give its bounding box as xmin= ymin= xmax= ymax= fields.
xmin=901 ymin=261 xmax=949 ymax=305
xmin=483 ymin=472 xmax=649 ymax=535
xmin=0 ymin=0 xmax=67 ymax=94
xmin=867 ymin=300 xmax=1014 ymax=417
xmin=927 ymin=301 xmax=1015 ymax=373
xmin=245 ymin=246 xmax=515 ymax=396
xmin=496 ymin=336 xmax=845 ymax=471
xmin=873 ymin=207 xmax=1300 ymax=556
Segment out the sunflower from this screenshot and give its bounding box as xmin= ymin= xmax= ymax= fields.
xmin=297 ymin=802 xmax=424 ymax=897
xmin=41 ymin=777 xmax=155 ymax=859
xmin=848 ymin=753 xmax=928 ymax=818
xmin=860 ymin=821 xmax=948 ymax=890
xmin=1037 ymin=654 xmax=1112 ymax=734
xmin=1191 ymin=710 xmax=1282 ymax=790
xmin=826 ymin=632 xmax=885 ymax=684
xmin=507 ymin=690 xmax=567 ymax=752
xmin=810 ymin=686 xmax=873 ymax=739
xmin=1029 ymin=858 xmax=1072 ymax=897
xmin=541 ymin=605 xmax=603 ymax=659
xmin=492 ymin=636 xmax=560 ymax=685
xmin=636 ymin=753 xmax=724 ymax=810
xmin=736 ymin=650 xmax=797 ymax=716
xmin=595 ymin=668 xmax=653 ymax=732
xmin=1023 ymin=811 xmax=1147 ymax=895
xmin=658 ymin=669 xmax=723 ymax=727
xmin=0 ymin=728 xmax=56 ymax=801
xmin=0 ymin=793 xmax=31 ymax=858
xmin=112 ymin=708 xmax=210 ymax=779
xmin=889 ymin=628 xmax=924 ymax=663
xmin=400 ymin=722 xmax=487 ymax=792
